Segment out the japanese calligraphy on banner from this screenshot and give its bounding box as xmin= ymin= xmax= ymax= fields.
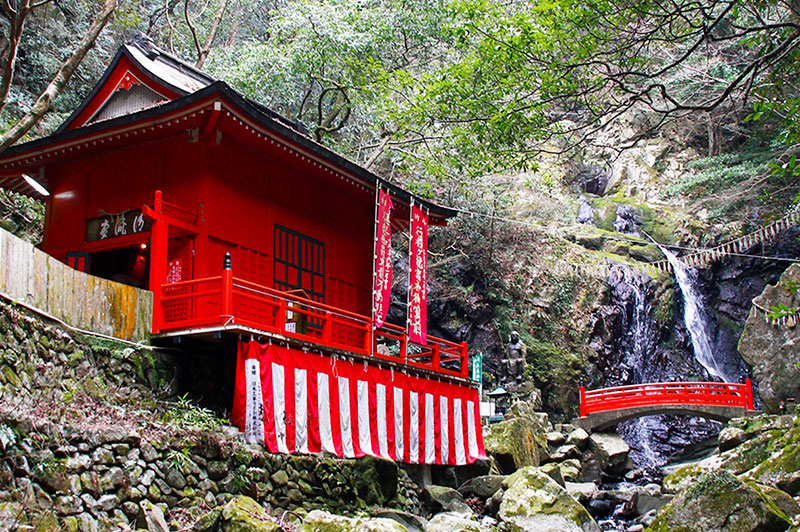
xmin=407 ymin=204 xmax=428 ymax=344
xmin=372 ymin=189 xmax=394 ymax=328
xmin=231 ymin=340 xmax=486 ymax=465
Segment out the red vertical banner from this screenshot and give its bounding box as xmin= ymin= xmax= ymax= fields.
xmin=407 ymin=204 xmax=428 ymax=344
xmin=373 ymin=189 xmax=394 ymax=328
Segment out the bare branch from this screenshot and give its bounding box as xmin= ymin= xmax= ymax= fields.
xmin=184 ymin=0 xmax=203 ymax=64
xmin=195 ymin=0 xmax=228 ymax=69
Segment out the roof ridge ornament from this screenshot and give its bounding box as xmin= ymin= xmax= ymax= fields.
xmin=128 ymin=33 xmax=158 ymax=60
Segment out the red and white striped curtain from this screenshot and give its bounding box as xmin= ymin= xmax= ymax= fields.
xmin=231 ymin=340 xmax=485 ymax=466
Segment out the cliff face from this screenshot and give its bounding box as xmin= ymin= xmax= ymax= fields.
xmin=738 ymin=264 xmax=800 ymax=413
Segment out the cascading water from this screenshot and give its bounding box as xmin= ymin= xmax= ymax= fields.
xmin=605 ymin=264 xmax=663 ymax=467
xmin=603 ymin=259 xmax=727 ymax=468
xmin=657 ymin=246 xmax=733 ymax=383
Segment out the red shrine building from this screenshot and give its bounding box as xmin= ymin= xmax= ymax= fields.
xmin=0 ymin=36 xmax=484 ymax=466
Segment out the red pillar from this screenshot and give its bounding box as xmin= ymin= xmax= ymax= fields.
xmin=745 ymin=378 xmax=754 ymax=410
xmin=579 ymin=386 xmax=587 ymax=417
xmin=432 ymin=343 xmax=441 ymax=374
xmin=149 ymin=190 xmax=168 ymax=333
xmin=221 ymin=252 xmax=233 ymax=323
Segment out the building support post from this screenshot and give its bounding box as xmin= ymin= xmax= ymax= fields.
xmin=745 ymin=378 xmax=754 ymax=410
xmin=221 ymin=252 xmax=233 ymax=323
xmin=579 ymin=386 xmax=587 ymax=417
xmin=148 ymin=190 xmax=168 ymax=333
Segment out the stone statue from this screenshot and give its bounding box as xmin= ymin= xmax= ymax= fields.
xmin=501 ymin=331 xmax=527 ymax=383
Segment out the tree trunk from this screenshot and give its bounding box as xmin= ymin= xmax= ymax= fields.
xmin=0 ymin=0 xmax=117 ymax=154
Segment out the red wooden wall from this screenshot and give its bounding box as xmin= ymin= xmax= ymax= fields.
xmin=41 ymin=132 xmax=375 ymax=317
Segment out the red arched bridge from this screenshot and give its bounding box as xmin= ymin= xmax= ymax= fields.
xmin=574 ymin=380 xmax=759 ymax=432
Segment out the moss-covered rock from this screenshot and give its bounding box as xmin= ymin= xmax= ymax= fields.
xmin=483 ymin=417 xmax=543 ymax=473
xmin=300 ymin=510 xmax=408 ymax=532
xmin=662 ymin=464 xmax=703 ymax=495
xmin=219 ymin=495 xmax=278 ymax=532
xmin=645 ymin=469 xmax=792 ymax=532
xmin=425 ymin=512 xmax=494 ymax=532
xmin=498 ymin=467 xmax=600 ymax=532
xmin=738 ymin=264 xmax=800 ymax=413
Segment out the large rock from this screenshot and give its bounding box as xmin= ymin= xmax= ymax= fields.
xmin=457 ymin=475 xmax=505 ymax=499
xmin=425 ymin=512 xmax=495 ymax=532
xmin=300 ymin=510 xmax=408 ymax=532
xmin=483 ymin=417 xmax=544 ymax=473
xmin=498 ymin=467 xmax=600 ymax=532
xmin=713 ymin=414 xmax=800 ymax=495
xmin=645 ymin=469 xmax=794 ymax=532
xmin=588 ymin=433 xmax=631 ymax=475
xmin=219 ymin=496 xmax=279 ymax=532
xmin=738 ymin=264 xmax=800 ymax=413
xmin=373 ymin=510 xmax=426 ymax=532
xmin=422 ymin=485 xmax=472 ymax=515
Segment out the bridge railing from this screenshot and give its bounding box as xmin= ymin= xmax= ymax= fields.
xmin=579 ymin=380 xmax=754 ymax=417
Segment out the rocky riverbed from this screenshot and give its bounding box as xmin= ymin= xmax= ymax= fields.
xmin=1 ymin=280 xmax=800 ymax=531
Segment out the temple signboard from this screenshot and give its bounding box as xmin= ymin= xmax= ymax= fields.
xmin=86 ymin=209 xmax=151 ymax=242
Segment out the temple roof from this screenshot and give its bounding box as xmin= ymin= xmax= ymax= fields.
xmin=0 ymin=35 xmax=455 ymax=221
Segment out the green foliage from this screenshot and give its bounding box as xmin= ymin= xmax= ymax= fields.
xmin=161 ymin=393 xmax=227 ymax=431
xmin=766 ymin=280 xmax=800 ymax=320
xmin=662 ymin=150 xmax=773 ymax=199
xmin=166 ymin=447 xmax=194 ymax=473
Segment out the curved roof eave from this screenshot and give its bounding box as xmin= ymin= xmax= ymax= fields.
xmin=4 ymin=81 xmax=456 ymax=219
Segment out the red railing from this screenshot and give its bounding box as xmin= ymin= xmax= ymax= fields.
xmin=579 ymin=380 xmax=755 ymax=417
xmin=154 ymin=259 xmax=469 ymax=378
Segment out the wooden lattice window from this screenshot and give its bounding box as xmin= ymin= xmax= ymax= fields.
xmin=273 ymin=225 xmax=325 ymax=304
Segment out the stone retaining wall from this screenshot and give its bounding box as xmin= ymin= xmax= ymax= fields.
xmin=0 ymin=299 xmax=421 ymax=531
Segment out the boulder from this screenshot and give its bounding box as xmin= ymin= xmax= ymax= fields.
xmin=662 ymin=464 xmax=703 ymax=495
xmin=538 ymin=463 xmax=565 ymax=487
xmin=738 ymin=264 xmax=800 ymax=413
xmin=566 ymin=428 xmax=590 ymax=450
xmin=422 ymin=485 xmax=472 ymax=515
xmin=219 ymin=496 xmax=279 ymax=532
xmin=559 ymin=459 xmax=582 ymax=482
xmin=647 ymin=469 xmax=794 ymax=532
xmin=564 ymin=482 xmax=596 ymax=504
xmin=136 ymin=500 xmax=169 ymax=532
xmin=354 ymin=455 xmax=399 ymax=504
xmin=457 ymin=475 xmax=505 ymax=499
xmin=373 ymin=510 xmax=427 ymax=532
xmin=498 ymin=467 xmax=600 ymax=532
xmin=354 ymin=518 xmax=410 ymax=532
xmin=483 ymin=417 xmax=544 ymax=473
xmin=424 ymin=512 xmax=494 ymax=532
xmin=551 ymin=444 xmax=581 ymax=461
xmin=300 ymin=510 xmax=356 ymax=532
xmin=717 ymin=427 xmax=748 ymax=452
xmin=588 ymin=433 xmax=631 ymax=474
xmin=300 ymin=510 xmax=408 ymax=532
xmin=546 ymin=432 xmax=565 ymax=447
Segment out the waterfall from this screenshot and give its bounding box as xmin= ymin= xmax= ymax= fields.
xmin=606 ymin=264 xmax=663 ymax=467
xmin=605 ymin=260 xmax=724 ymax=468
xmin=657 ymin=246 xmax=732 ymax=383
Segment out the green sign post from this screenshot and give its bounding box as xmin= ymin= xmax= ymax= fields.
xmin=470 ymin=352 xmax=483 ymax=399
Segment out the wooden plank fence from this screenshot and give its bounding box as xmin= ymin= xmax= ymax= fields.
xmin=0 ymin=228 xmax=152 ymax=342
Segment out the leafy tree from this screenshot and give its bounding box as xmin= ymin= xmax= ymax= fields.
xmin=390 ymin=0 xmax=800 ymax=187
xmin=0 ymin=0 xmax=118 ymax=153
xmin=204 ymin=0 xmax=453 ymax=163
